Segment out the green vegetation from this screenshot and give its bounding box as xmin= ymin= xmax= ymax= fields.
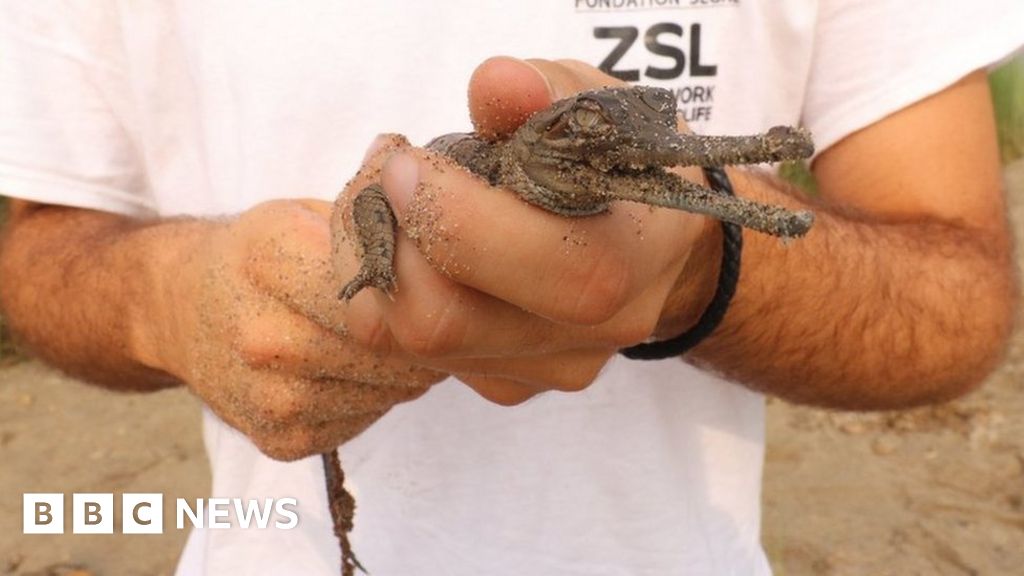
xmin=781 ymin=54 xmax=1024 ymax=192
xmin=990 ymin=55 xmax=1024 ymax=163
xmin=778 ymin=160 xmax=818 ymax=195
xmin=0 ymin=195 xmax=18 ymax=365
xmin=0 ymin=320 xmax=17 ymax=366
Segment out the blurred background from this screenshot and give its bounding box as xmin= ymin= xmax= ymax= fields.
xmin=1 ymin=56 xmax=1023 ymax=576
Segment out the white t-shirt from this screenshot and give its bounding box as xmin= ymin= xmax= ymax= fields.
xmin=1 ymin=2 xmax=1020 ymax=575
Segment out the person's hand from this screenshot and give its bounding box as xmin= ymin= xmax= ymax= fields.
xmin=335 ymin=58 xmax=719 ymax=405
xmin=149 ymin=199 xmax=444 ymax=461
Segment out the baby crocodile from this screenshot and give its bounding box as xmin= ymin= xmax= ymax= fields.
xmin=326 ymin=85 xmax=816 ymax=575
xmin=340 ymin=85 xmax=814 ymax=300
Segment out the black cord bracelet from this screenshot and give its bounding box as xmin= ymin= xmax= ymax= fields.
xmin=620 ymin=166 xmax=742 ymax=360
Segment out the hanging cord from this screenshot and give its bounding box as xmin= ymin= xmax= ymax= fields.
xmin=621 ymin=166 xmax=742 ymax=360
xmin=323 ymin=450 xmax=368 ymax=575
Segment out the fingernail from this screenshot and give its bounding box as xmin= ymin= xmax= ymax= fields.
xmin=380 ymin=152 xmax=419 ymax=214
xmin=362 ymin=134 xmax=390 ymax=164
xmin=520 ymin=58 xmax=555 ymax=99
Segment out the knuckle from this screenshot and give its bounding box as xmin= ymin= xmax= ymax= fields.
xmin=462 ymin=376 xmax=536 ymax=406
xmin=605 ymin=308 xmax=661 ymax=348
xmin=251 ymin=385 xmax=309 ymax=427
xmin=330 ymin=412 xmax=384 ymax=444
xmin=286 ymin=426 xmax=321 ymax=457
xmin=340 ymin=380 xmax=423 ymax=415
xmin=251 ymin=436 xmax=289 ymax=460
xmin=235 ymin=337 xmax=272 ymax=367
xmin=264 ymin=199 xmax=316 ymax=221
xmin=347 ymin=311 xmax=396 ymax=356
xmin=406 ymin=368 xmax=447 ymax=388
xmin=241 ymin=201 xmax=303 ymax=237
xmin=479 ymin=381 xmax=536 ymax=403
xmin=489 ymin=392 xmax=535 ymax=406
xmin=552 ymin=357 xmax=607 ymax=392
xmin=250 ymin=431 xmax=292 ymax=461
xmin=559 ymin=249 xmax=631 ymax=325
xmin=237 ymin=329 xmax=288 ymax=368
xmin=391 ymin=301 xmax=466 ymax=358
xmin=251 ymin=427 xmax=317 ymax=462
xmin=248 ymin=199 xmax=293 ymax=218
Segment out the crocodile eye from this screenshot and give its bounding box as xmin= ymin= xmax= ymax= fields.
xmin=573 ymin=106 xmax=601 ymax=129
xmin=571 ymin=99 xmax=607 ymax=131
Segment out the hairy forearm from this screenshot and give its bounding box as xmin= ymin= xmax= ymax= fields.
xmin=689 ymin=172 xmax=1017 ymax=409
xmin=0 ymin=202 xmax=199 ymax=391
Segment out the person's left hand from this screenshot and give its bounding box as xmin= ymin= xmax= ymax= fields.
xmin=334 ymin=57 xmax=719 ymax=405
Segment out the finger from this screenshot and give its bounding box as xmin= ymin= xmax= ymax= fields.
xmin=344 ymin=232 xmax=562 ymax=356
xmin=305 ymin=378 xmax=432 ymax=422
xmin=333 ymin=133 xmax=413 ymax=240
xmin=305 ymin=408 xmax=392 ymax=454
xmin=468 ymin=57 xmax=554 ymax=139
xmin=526 ymin=58 xmax=625 ymax=96
xmin=214 ymin=368 xmax=432 ymax=461
xmin=240 ymin=199 xmax=346 ymax=327
xmin=454 ymin=347 xmax=611 ymax=405
xmin=342 ymin=218 xmax=674 ymax=359
xmin=244 ymin=136 xmax=415 ymax=335
xmin=456 ymin=374 xmax=544 ymax=406
xmin=233 ymin=289 xmax=443 ymax=386
xmin=435 ymin=348 xmax=613 ymax=393
xmin=245 ymin=374 xmax=430 ymax=429
xmin=468 ymin=57 xmax=624 ymax=138
xmin=239 ymin=370 xmax=431 ymax=432
xmin=252 ymin=408 xmax=390 ymax=461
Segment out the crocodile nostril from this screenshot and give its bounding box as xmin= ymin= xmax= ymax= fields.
xmin=640 ymin=86 xmax=674 ymax=113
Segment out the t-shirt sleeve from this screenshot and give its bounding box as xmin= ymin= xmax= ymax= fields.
xmin=803 ymin=0 xmax=1024 ymax=154
xmin=0 ymin=2 xmax=155 ymax=216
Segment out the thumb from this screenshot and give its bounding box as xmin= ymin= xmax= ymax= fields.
xmin=468 ymin=57 xmax=625 ymax=139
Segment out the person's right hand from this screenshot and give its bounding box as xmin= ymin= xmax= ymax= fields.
xmin=147 ymin=198 xmax=444 ymax=461
xmin=328 ymin=59 xmax=716 ymax=407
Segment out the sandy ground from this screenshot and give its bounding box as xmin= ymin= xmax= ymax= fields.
xmin=760 ymin=160 xmax=1024 ymax=576
xmin=1 ymin=161 xmax=1023 ymax=575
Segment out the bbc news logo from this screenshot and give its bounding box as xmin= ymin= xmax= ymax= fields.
xmin=24 ymin=493 xmax=299 ymax=534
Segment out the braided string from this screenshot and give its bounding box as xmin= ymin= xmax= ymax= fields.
xmin=621 ymin=167 xmax=742 ymax=360
xmin=323 ymin=450 xmax=367 ymax=576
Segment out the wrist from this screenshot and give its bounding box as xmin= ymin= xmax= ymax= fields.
xmin=127 ymin=218 xmax=211 ymax=378
xmin=654 ymin=212 xmax=724 ymax=340
xmin=624 ymin=166 xmax=742 ymax=360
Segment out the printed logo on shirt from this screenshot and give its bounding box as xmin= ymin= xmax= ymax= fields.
xmin=574 ymin=0 xmax=739 ymax=12
xmin=589 ymin=21 xmax=719 ymax=123
xmin=23 ymin=493 xmax=299 ymax=534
